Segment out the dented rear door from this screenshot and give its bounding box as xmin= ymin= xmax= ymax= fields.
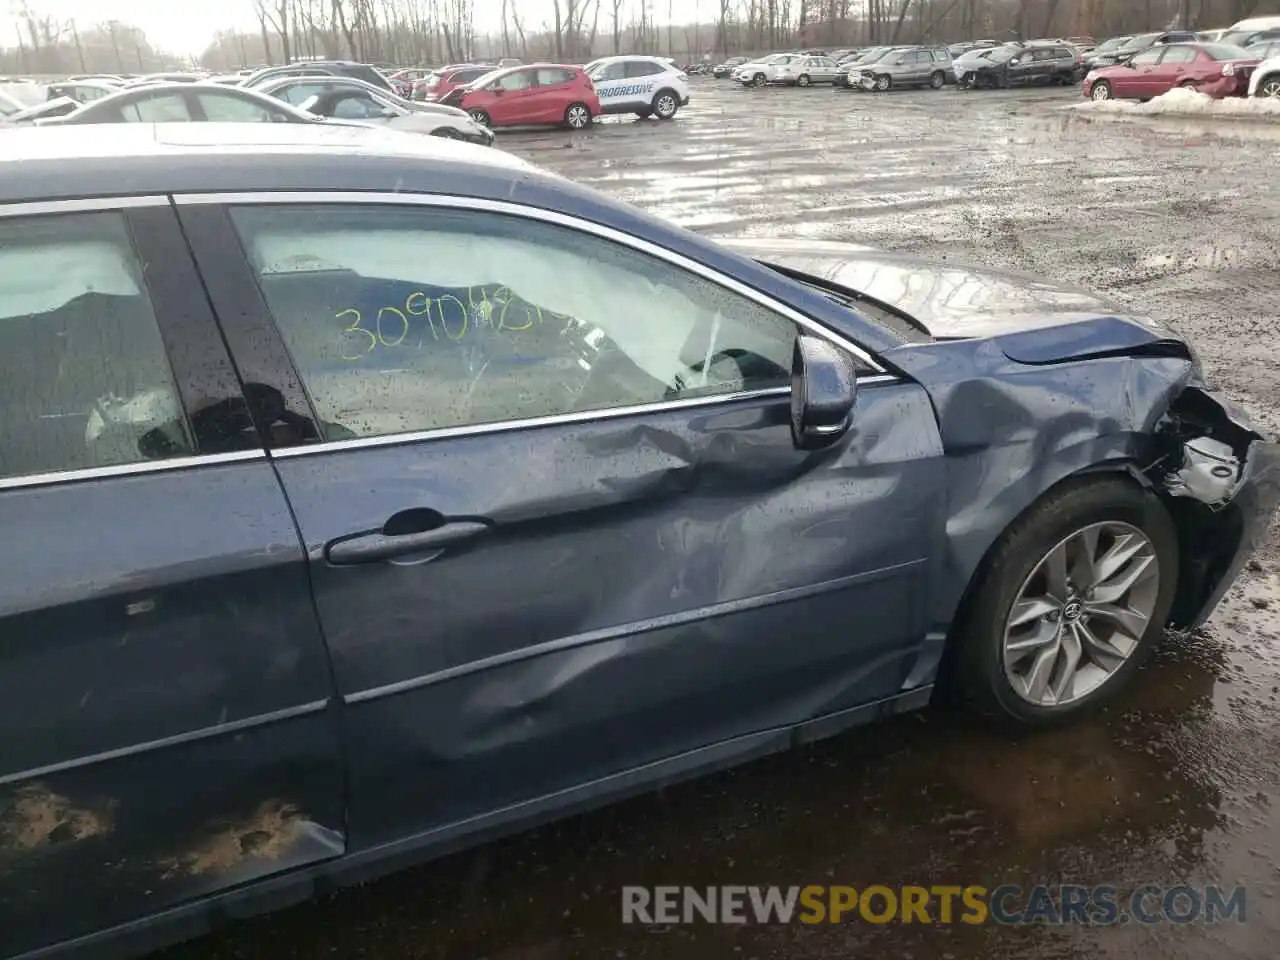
xmin=199 ymin=194 xmax=947 ymax=857
xmin=0 ymin=202 xmax=344 ymax=957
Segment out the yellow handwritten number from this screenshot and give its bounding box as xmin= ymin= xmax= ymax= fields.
xmin=376 ymin=306 xmax=409 ymax=347
xmin=435 ymin=294 xmax=468 ymax=341
xmin=404 ymin=291 xmax=439 ymax=341
xmin=338 ymin=308 xmax=376 ymax=361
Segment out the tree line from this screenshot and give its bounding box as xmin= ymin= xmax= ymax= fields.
xmin=2 ymin=0 xmax=1278 ymax=78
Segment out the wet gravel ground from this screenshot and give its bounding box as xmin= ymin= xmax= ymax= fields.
xmin=161 ymin=81 xmax=1280 ymax=960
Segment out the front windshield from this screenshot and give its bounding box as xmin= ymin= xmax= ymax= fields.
xmin=860 ymin=48 xmax=899 ymax=64
xmin=982 ymin=46 xmax=1018 ymax=62
xmin=1200 ymin=42 xmax=1255 ymax=60
xmin=1094 ymin=36 xmax=1128 ymax=52
xmin=1118 ymin=33 xmax=1158 ymax=51
xmin=469 ymin=69 xmax=504 ymax=89
xmin=1220 ymin=30 xmax=1264 ymax=47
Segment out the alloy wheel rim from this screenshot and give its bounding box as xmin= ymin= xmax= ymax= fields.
xmin=1263 ymin=79 xmax=1280 ymax=98
xmin=1002 ymin=521 xmax=1159 ymax=708
xmin=658 ymin=95 xmax=676 ymax=114
xmin=569 ymin=106 xmax=588 ymax=127
xmin=469 ymin=110 xmax=488 ymax=125
xmin=1092 ymin=85 xmax=1110 ymax=100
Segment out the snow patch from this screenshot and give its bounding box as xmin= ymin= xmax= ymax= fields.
xmin=1071 ymin=86 xmax=1280 ymax=119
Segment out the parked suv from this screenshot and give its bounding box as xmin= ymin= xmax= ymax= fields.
xmin=585 ymin=55 xmax=689 ymax=118
xmin=959 ymin=44 xmax=1079 ymax=88
xmin=847 ymin=47 xmax=953 ymax=90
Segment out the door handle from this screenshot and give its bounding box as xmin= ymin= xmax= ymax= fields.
xmin=326 ymin=518 xmax=490 ymax=565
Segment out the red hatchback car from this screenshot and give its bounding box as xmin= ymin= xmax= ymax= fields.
xmin=1084 ymin=41 xmax=1260 ymax=100
xmin=445 ymin=64 xmax=600 ymax=130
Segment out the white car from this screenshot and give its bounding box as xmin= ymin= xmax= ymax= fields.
xmin=1249 ymin=53 xmax=1280 ymax=97
xmin=734 ymin=54 xmax=804 ymax=86
xmin=586 ymin=55 xmax=690 ymax=119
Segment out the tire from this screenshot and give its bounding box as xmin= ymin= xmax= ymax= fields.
xmin=950 ymin=477 xmax=1178 ymax=727
xmin=635 ymin=108 xmax=653 ymax=119
xmin=651 ymin=88 xmax=679 ymax=119
xmin=797 ymin=73 xmax=811 ymax=87
xmin=563 ymin=102 xmax=592 ymax=130
xmin=1179 ymin=79 xmax=1198 ymax=89
xmin=431 ymin=128 xmax=461 ymax=139
xmin=1258 ymin=74 xmax=1280 ymax=98
xmin=753 ymin=72 xmax=767 ymax=87
xmin=928 ymin=70 xmax=945 ymax=89
xmin=874 ymin=74 xmax=891 ymax=92
xmin=468 ymin=109 xmax=491 ymax=127
xmin=1090 ymin=80 xmax=1112 ymax=101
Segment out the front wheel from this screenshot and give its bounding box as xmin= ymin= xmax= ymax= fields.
xmin=950 ymin=478 xmax=1178 ymax=726
xmin=928 ymin=71 xmax=945 ymax=89
xmin=564 ymin=102 xmax=592 ymax=130
xmin=874 ymin=74 xmax=891 ymax=92
xmin=752 ymin=72 xmax=767 ymax=87
xmin=1257 ymin=74 xmax=1280 ymax=98
xmin=468 ymin=109 xmax=491 ymax=127
xmin=1090 ymin=80 xmax=1113 ymax=101
xmin=797 ymin=73 xmax=811 ymax=87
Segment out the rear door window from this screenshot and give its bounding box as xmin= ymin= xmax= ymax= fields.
xmin=0 ymin=212 xmax=193 ymax=480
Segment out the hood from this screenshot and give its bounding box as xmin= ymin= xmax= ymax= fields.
xmin=718 ymin=237 xmax=1174 ymax=343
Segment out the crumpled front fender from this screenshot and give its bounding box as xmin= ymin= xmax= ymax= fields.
xmin=882 ymin=331 xmax=1279 ymax=638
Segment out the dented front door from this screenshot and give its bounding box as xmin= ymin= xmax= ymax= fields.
xmin=206 ymin=195 xmax=946 ymax=856
xmin=0 ymin=203 xmax=344 ymax=956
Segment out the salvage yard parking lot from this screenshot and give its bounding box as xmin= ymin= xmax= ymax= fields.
xmin=151 ymin=80 xmax=1280 ymax=960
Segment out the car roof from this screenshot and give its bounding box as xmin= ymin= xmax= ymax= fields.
xmin=0 ymin=123 xmax=542 ymax=204
xmin=590 ymin=54 xmax=669 ymax=64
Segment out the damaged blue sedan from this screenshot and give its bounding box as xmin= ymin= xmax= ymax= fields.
xmin=1 ymin=124 xmax=1275 ymax=959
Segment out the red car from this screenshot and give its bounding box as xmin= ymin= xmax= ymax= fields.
xmin=444 ymin=64 xmax=600 ymax=130
xmin=1084 ymin=41 xmax=1260 ymax=100
xmin=413 ymin=64 xmax=492 ymax=102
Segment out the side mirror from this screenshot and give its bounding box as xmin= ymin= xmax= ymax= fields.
xmin=790 ymin=336 xmax=856 ymax=451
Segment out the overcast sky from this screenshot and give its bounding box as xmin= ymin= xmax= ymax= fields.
xmin=6 ymin=0 xmax=693 ymax=56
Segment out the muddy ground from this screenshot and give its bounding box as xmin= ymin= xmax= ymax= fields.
xmin=160 ymin=81 xmax=1280 ymax=960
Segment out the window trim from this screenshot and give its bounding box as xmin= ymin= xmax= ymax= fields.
xmin=178 ymin=190 xmax=897 ymax=459
xmin=0 ymin=450 xmax=266 ymax=492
